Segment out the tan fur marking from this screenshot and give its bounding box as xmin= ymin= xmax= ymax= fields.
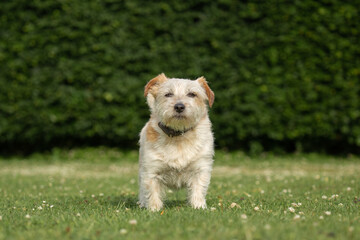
xmin=144 ymin=73 xmax=168 ymax=97
xmin=196 ymin=77 xmax=215 ymax=107
xmin=146 ymin=124 xmax=159 ymax=142
xmin=195 ymin=93 xmax=205 ymax=107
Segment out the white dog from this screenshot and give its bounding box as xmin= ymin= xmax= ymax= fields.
xmin=138 ymin=73 xmax=215 ymax=211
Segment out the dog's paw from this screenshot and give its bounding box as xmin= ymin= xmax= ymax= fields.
xmin=190 ymin=199 xmax=207 ymax=209
xmin=138 ymin=201 xmax=146 ymax=208
xmin=148 ymin=199 xmax=163 ymax=212
xmin=148 ymin=205 xmax=163 ymax=212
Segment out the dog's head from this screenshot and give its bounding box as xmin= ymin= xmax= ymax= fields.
xmin=144 ymin=73 xmax=214 ymax=131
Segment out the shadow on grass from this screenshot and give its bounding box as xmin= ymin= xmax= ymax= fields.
xmin=107 ymin=195 xmax=188 ymax=209
xmin=164 ymin=199 xmax=187 ymax=209
xmin=109 ymin=195 xmax=139 ymax=209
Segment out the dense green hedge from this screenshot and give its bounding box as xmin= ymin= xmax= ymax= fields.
xmin=1 ymin=0 xmax=359 ymax=153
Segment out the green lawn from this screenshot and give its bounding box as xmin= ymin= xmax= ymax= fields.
xmin=0 ymin=148 xmax=359 ymax=240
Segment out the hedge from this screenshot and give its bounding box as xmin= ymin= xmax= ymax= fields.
xmin=0 ymin=0 xmax=359 ymax=154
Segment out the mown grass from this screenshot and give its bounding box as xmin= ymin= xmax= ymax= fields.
xmin=0 ymin=148 xmax=359 ymax=240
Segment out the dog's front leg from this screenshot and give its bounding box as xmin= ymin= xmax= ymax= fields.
xmin=141 ymin=175 xmax=164 ymax=211
xmin=187 ymin=168 xmax=212 ymax=209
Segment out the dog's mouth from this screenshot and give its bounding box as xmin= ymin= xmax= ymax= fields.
xmin=172 ymin=113 xmax=187 ymax=119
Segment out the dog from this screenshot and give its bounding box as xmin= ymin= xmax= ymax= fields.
xmin=138 ymin=73 xmax=215 ymax=211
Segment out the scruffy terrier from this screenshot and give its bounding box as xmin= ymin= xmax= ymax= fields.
xmin=138 ymin=73 xmax=215 ymax=211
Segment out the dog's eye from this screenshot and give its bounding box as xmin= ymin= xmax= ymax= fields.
xmin=165 ymin=93 xmax=173 ymax=97
xmin=187 ymin=92 xmax=197 ymax=98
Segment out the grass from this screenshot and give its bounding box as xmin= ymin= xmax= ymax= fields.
xmin=0 ymin=148 xmax=359 ymax=240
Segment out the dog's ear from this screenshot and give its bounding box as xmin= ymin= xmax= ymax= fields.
xmin=197 ymin=76 xmax=215 ymax=108
xmin=144 ymin=73 xmax=168 ymax=97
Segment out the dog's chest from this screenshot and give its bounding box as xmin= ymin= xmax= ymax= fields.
xmin=157 ymin=164 xmax=192 ymax=189
xmin=160 ymin=138 xmax=200 ymax=170
xmin=149 ymin=139 xmax=201 ymax=189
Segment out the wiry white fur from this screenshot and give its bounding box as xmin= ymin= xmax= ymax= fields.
xmin=139 ymin=76 xmax=214 ymax=211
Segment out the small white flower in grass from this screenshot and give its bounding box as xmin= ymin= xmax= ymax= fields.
xmin=50 ymin=205 xmax=54 ymax=208
xmin=241 ymin=214 xmax=247 ymax=220
xmin=298 ymin=203 xmax=302 ymax=206
xmin=167 ymin=189 xmax=173 ymax=193
xmin=254 ymin=206 xmax=260 ymax=211
xmin=76 ymin=213 xmax=81 ymax=217
xmin=91 ymin=194 xmax=95 ymax=198
xmin=291 ymin=203 xmax=298 ymax=207
xmin=99 ymin=193 xmax=104 ymax=197
xmin=347 ymin=187 xmax=351 ymax=191
xmin=244 ymin=192 xmax=251 ymax=197
xmin=299 ymin=212 xmax=304 ymax=215
xmin=129 ymin=219 xmax=137 ymax=225
xmin=25 ymin=214 xmax=31 ymax=219
xmin=293 ymin=215 xmax=300 ymax=220
xmin=329 ymin=194 xmax=338 ymax=199
xmin=125 ymin=208 xmax=130 ymax=211
xmin=38 ymin=206 xmax=43 ymax=210
xmin=338 ymin=203 xmax=343 ymax=206
xmin=210 ymin=207 xmax=216 ymax=211
xmin=260 ymin=190 xmax=265 ymax=194
xmin=319 ymin=216 xmax=324 ymax=220
xmin=42 ymin=201 xmax=46 ymax=203
xmin=115 ymin=210 xmax=120 ymax=213
xmin=325 ymin=211 xmax=331 ymax=216
xmin=322 ymin=195 xmax=327 ymax=199
xmin=288 ymin=207 xmax=295 ymax=213
xmin=230 ymin=202 xmax=239 ymax=208
xmin=120 ymin=229 xmax=127 ymax=234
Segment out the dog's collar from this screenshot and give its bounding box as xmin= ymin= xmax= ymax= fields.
xmin=158 ymin=122 xmax=191 ymax=137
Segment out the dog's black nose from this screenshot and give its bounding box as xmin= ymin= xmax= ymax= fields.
xmin=174 ymin=103 xmax=185 ymax=113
